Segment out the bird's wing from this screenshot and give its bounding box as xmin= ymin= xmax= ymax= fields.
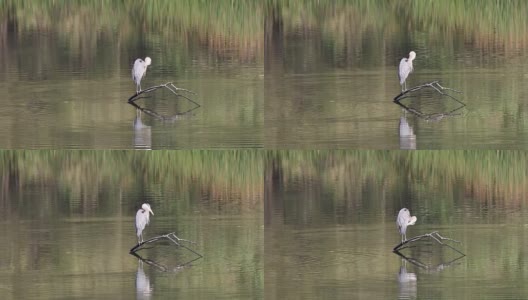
xmin=398 ymin=58 xmax=413 ymax=84
xmin=397 ymin=209 xmax=413 ymax=232
xmin=132 ymin=59 xmax=144 ymax=82
xmin=408 ymin=216 xmax=417 ymax=225
xmin=396 ymin=212 xmax=406 ymax=232
xmin=136 ymin=210 xmax=147 ymax=234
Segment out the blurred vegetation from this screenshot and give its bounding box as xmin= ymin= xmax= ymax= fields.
xmin=266 ymin=0 xmax=528 ymax=62
xmin=268 ymin=150 xmax=528 ymax=224
xmin=0 ymin=150 xmax=263 ymax=217
xmin=1 ymin=0 xmax=263 ymax=63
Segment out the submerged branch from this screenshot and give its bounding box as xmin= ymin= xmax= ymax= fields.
xmin=393 ymin=81 xmax=466 ymax=121
xmin=129 ymin=232 xmax=203 ymax=258
xmin=393 ymin=231 xmax=465 ymax=256
xmin=131 ymin=250 xmax=203 ymax=272
xmin=128 ymin=82 xmax=197 ymax=102
xmin=394 ymin=247 xmax=466 ymax=273
xmin=127 ymin=82 xmax=201 ymax=120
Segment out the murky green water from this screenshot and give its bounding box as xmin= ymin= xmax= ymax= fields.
xmin=0 ymin=151 xmax=263 ymax=299
xmin=5 ymin=1 xmax=528 ymax=300
xmin=265 ymin=1 xmax=528 ymax=149
xmin=0 ymin=1 xmax=263 ymax=149
xmin=265 ymin=151 xmax=528 ymax=299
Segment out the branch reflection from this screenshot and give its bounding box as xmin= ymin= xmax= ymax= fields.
xmin=393 ymin=246 xmax=465 ymax=273
xmin=393 ymin=81 xmax=466 ymax=122
xmin=127 ymin=82 xmax=201 ymax=121
xmin=131 ymin=251 xmax=202 ymax=273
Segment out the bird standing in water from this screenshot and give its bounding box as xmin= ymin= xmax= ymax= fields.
xmin=135 ymin=203 xmax=154 ymax=244
xmin=397 ymin=208 xmax=417 ymax=242
xmin=132 ymin=57 xmax=152 ymax=94
xmin=398 ymin=51 xmax=416 ymax=92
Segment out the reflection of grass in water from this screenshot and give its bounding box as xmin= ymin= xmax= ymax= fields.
xmin=0 ymin=150 xmax=263 ymax=212
xmin=267 ymin=0 xmax=528 ymax=51
xmin=1 ymin=0 xmax=263 ymax=60
xmin=271 ymin=150 xmax=528 ymax=208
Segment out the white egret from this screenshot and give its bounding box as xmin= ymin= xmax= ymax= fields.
xmin=398 ymin=51 xmax=416 ymax=92
xmin=136 ymin=203 xmax=154 ymax=244
xmin=132 ymin=57 xmax=152 ymax=94
xmin=397 ymin=208 xmax=417 ymax=242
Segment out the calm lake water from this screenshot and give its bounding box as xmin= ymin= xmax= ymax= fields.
xmin=265 ymin=151 xmax=528 ymax=299
xmin=0 ymin=2 xmax=263 ymax=149
xmin=0 ymin=151 xmax=263 ymax=299
xmin=265 ymin=1 xmax=528 ymax=149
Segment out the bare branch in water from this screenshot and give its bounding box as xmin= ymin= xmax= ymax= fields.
xmin=130 ymin=232 xmax=203 ymax=258
xmin=393 ymin=231 xmax=465 ymax=256
xmin=127 ymin=82 xmax=201 ymax=120
xmin=394 ymin=246 xmax=466 ymax=273
xmin=393 ymin=81 xmax=466 ymax=121
xmin=131 ymin=251 xmax=203 ymax=272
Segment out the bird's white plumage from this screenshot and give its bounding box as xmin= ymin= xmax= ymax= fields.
xmin=398 ymin=51 xmax=416 ymax=92
xmin=397 ymin=208 xmax=417 ymax=242
xmin=132 ymin=57 xmax=152 ymax=94
xmin=135 ymin=203 xmax=154 ymax=243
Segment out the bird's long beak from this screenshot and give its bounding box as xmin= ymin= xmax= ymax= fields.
xmin=149 ymin=208 xmax=154 ymax=215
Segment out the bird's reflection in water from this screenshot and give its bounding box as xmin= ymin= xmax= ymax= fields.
xmin=136 ymin=260 xmax=153 ymax=300
xmin=397 ymin=260 xmax=417 ymax=299
xmin=134 ymin=109 xmax=152 ymax=150
xmin=399 ymin=113 xmax=416 ymax=150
